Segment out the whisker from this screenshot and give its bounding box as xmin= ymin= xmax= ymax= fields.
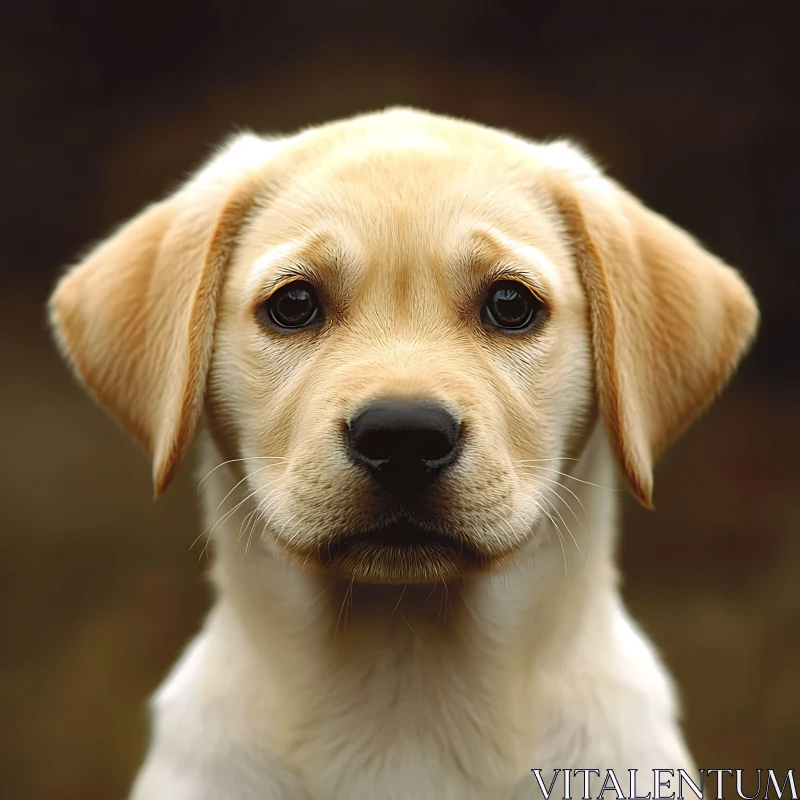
xmin=541 ymin=493 xmax=581 ymax=557
xmin=533 ymin=474 xmax=587 ymax=530
xmin=522 ymin=463 xmax=618 ymax=492
xmin=244 ymin=500 xmax=270 ymax=555
xmin=197 ymin=456 xmax=287 ymax=491
xmin=275 ymin=510 xmax=298 ymax=540
xmin=397 ymin=606 xmax=422 ymax=640
xmin=199 ymin=531 xmax=214 ymax=563
xmin=438 ymin=579 xmax=450 ymax=625
xmin=190 ymin=528 xmax=209 ymax=553
xmin=421 ymin=581 xmax=439 ymax=608
xmin=334 ymin=578 xmax=355 ymax=641
xmin=244 ymin=486 xmax=286 ymax=545
xmin=210 ymin=472 xmax=284 ymax=539
xmin=513 ymin=457 xmax=582 ymax=463
xmin=280 ymin=514 xmax=309 ymax=551
xmin=239 ymin=498 xmax=267 ymax=544
xmin=257 ymin=497 xmax=291 ymax=566
xmin=389 ymin=584 xmax=408 ymax=621
xmin=495 ymin=503 xmax=523 ymax=544
xmin=209 ymin=484 xmax=265 ymax=537
xmin=499 ymin=502 xmax=535 ymax=545
xmin=212 ymin=462 xmax=283 ymax=517
xmin=534 ymin=500 xmax=568 ymax=577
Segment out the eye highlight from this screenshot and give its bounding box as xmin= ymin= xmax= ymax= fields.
xmin=262 ymin=280 xmax=321 ymax=329
xmin=482 ymin=280 xmax=544 ymax=331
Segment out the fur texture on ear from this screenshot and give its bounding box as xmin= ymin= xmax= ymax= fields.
xmin=49 ymin=134 xmax=283 ymax=496
xmin=542 ymin=144 xmax=759 ymax=508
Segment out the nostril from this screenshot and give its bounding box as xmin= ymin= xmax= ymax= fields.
xmin=354 ymin=428 xmax=398 ymax=464
xmin=411 ymin=427 xmax=456 ymax=465
xmin=348 ymin=400 xmax=461 ymax=478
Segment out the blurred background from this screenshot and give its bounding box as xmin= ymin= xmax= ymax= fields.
xmin=1 ymin=1 xmax=797 ymax=797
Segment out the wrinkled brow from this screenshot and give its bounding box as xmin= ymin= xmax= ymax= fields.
xmin=450 ymin=227 xmax=557 ymax=303
xmin=246 ymin=231 xmax=361 ymax=304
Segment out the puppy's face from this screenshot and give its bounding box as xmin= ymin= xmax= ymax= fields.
xmin=49 ymin=109 xmax=758 ymax=587
xmin=212 ymin=142 xmax=594 ymax=582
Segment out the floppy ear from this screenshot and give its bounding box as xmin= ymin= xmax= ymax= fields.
xmin=49 ymin=134 xmax=282 ymax=497
xmin=543 ymin=145 xmax=759 ymax=508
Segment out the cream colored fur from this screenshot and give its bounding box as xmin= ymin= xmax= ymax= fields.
xmin=49 ymin=108 xmax=758 ymax=799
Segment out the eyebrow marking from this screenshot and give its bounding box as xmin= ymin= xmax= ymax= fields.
xmin=467 ymin=226 xmax=559 ymax=301
xmin=248 ymin=239 xmax=312 ymax=298
xmin=246 ymin=230 xmax=362 ymax=318
xmin=248 ymin=229 xmax=348 ymax=288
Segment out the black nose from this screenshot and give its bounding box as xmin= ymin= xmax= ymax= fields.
xmin=347 ymin=400 xmax=461 ymax=489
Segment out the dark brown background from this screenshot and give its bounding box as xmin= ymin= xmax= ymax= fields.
xmin=1 ymin=2 xmax=798 ymax=798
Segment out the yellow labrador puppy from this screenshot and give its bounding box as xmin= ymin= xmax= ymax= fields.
xmin=50 ymin=109 xmax=757 ymax=799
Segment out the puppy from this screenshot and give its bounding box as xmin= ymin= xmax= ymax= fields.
xmin=49 ymin=108 xmax=758 ymax=799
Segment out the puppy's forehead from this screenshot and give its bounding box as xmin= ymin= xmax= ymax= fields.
xmin=242 ymin=130 xmax=572 ymax=299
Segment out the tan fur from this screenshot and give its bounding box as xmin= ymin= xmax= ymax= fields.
xmin=544 ymin=166 xmax=758 ymax=506
xmin=48 ymin=108 xmax=758 ymax=799
xmin=49 ymin=135 xmax=286 ymax=496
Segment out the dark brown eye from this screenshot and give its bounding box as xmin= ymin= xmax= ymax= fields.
xmin=482 ymin=280 xmax=543 ymax=330
xmin=265 ymin=281 xmax=321 ymax=329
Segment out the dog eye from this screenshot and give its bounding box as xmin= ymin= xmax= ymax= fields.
xmin=265 ymin=281 xmax=321 ymax=329
xmin=482 ymin=280 xmax=543 ymax=330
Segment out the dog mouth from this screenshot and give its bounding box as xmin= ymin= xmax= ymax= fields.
xmin=288 ymin=520 xmax=493 ymax=584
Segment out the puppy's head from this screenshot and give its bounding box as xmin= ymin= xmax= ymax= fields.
xmin=50 ymin=109 xmax=758 ymax=584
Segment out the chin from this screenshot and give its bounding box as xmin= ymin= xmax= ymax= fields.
xmin=280 ymin=520 xmax=500 ymax=584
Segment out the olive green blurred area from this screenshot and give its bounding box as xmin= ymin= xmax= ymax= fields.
xmin=1 ymin=3 xmax=798 ymax=798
